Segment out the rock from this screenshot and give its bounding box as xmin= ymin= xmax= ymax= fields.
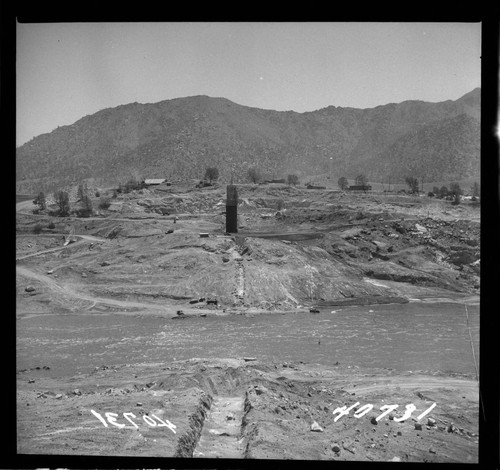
xmin=55 ymin=394 xmax=63 ymax=399
xmin=222 ymin=256 xmax=230 ymax=263
xmin=73 ymin=389 xmax=82 ymax=395
xmin=25 ymin=286 xmax=36 ymax=292
xmin=310 ymin=421 xmax=324 ymax=432
xmin=81 ymin=272 xmax=87 ymax=278
xmin=429 ymin=447 xmax=436 ymax=454
xmin=415 ymin=423 xmax=423 ymax=431
xmin=427 ymin=418 xmax=436 ymax=427
xmin=370 ymin=417 xmax=378 ymax=425
xmin=391 ymin=457 xmax=401 ymax=462
xmin=331 ymin=444 xmax=341 ymax=453
xmin=136 ymin=402 xmax=143 ymax=407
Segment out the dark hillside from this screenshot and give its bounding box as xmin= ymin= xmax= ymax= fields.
xmin=16 ymin=89 xmax=480 ymax=193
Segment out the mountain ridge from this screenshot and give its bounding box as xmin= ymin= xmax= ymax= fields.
xmin=16 ymin=88 xmax=480 ymax=194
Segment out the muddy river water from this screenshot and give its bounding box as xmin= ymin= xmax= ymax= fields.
xmin=17 ymin=301 xmax=479 ymax=379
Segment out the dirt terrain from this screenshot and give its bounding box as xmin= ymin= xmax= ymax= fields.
xmin=17 ymin=358 xmax=478 ymax=462
xmin=16 ymin=183 xmax=480 ymax=462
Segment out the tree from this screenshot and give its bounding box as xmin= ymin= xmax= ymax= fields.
xmin=247 ymin=167 xmax=261 ymax=184
xmin=405 ymin=176 xmax=419 ymax=194
xmin=470 ymin=182 xmax=480 ymax=198
xmin=204 ymin=167 xmax=219 ymax=183
xmin=287 ymin=174 xmax=299 ymax=186
xmin=54 ymin=190 xmax=70 ymax=216
xmin=33 ymin=191 xmax=46 ymax=211
xmin=77 ymin=182 xmax=88 ymax=202
xmin=432 ymin=186 xmax=440 ymax=196
xmin=439 ymin=186 xmax=449 ymax=199
xmin=449 ymin=183 xmax=462 ymax=205
xmin=338 ymin=177 xmax=349 ymax=190
xmin=80 ymin=195 xmax=93 ymax=217
xmin=449 ymin=182 xmax=462 ymax=196
xmin=355 ymin=174 xmax=368 ymax=186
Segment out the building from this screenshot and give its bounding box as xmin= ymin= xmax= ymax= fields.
xmin=348 ymin=185 xmax=372 ymax=191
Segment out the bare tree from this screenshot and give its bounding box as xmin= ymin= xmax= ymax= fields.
xmin=54 ymin=190 xmax=70 ymax=216
xmin=247 ymin=167 xmax=261 ymax=184
xmin=405 ymin=176 xmax=419 ymax=194
xmin=337 ymin=176 xmax=349 ymax=190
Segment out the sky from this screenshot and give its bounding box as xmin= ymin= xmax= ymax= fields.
xmin=16 ymin=22 xmax=482 ymax=147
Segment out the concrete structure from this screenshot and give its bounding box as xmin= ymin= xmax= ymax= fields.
xmin=226 ymin=185 xmax=238 ymax=233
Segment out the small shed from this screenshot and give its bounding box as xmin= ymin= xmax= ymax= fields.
xmin=348 ymin=185 xmax=372 ymax=191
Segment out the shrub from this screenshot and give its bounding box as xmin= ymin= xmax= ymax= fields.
xmin=48 ymin=221 xmax=56 ymax=229
xmin=204 ymin=167 xmax=219 ymax=183
xmin=98 ymin=198 xmax=111 ymax=210
xmin=287 ymin=174 xmax=299 ymax=186
xmin=33 ymin=223 xmax=43 ymax=234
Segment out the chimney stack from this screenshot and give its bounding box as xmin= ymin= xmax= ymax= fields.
xmin=226 ymin=184 xmax=238 ymax=233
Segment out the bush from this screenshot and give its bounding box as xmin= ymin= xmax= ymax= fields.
xmin=95 ymin=191 xmax=100 ymax=198
xmin=98 ymin=198 xmax=111 ymax=210
xmin=33 ymin=223 xmax=43 ymax=234
xmin=48 ymin=222 xmax=56 ymax=229
xmin=427 ymin=191 xmax=435 ymax=197
xmin=287 ymin=174 xmax=299 ymax=186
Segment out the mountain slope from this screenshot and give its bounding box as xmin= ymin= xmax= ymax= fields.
xmin=16 ymin=89 xmax=480 ymax=193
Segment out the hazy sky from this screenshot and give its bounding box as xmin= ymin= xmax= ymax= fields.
xmin=16 ymin=22 xmax=481 ymax=146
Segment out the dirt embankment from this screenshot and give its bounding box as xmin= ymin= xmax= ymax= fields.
xmin=16 ymin=358 xmax=479 ymax=462
xmin=16 ymin=187 xmax=479 ymax=316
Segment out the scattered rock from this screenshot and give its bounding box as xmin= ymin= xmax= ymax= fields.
xmin=73 ymin=389 xmax=82 ymax=396
xmin=370 ymin=417 xmax=378 ymax=425
xmin=415 ymin=423 xmax=423 ymax=431
xmin=55 ymin=394 xmax=63 ymax=399
xmin=25 ymin=286 xmax=36 ymax=292
xmin=427 ymin=418 xmax=436 ymax=427
xmin=429 ymin=447 xmax=436 ymax=454
xmin=310 ymin=421 xmax=324 ymax=432
xmin=331 ymin=444 xmax=341 ymax=453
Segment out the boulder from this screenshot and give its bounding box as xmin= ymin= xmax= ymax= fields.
xmin=310 ymin=421 xmax=324 ymax=432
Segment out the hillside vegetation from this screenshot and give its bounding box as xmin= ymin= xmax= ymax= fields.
xmin=16 ymin=89 xmax=480 ymax=194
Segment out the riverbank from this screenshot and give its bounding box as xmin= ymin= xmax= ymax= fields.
xmin=16 ymin=357 xmax=479 ymax=462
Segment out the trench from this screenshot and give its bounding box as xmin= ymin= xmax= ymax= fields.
xmin=173 ymin=391 xmax=213 ymax=457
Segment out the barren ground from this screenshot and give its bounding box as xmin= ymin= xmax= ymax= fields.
xmin=16 ymin=184 xmax=480 ymax=462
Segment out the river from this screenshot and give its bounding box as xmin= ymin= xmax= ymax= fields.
xmin=16 ymin=301 xmax=479 ymax=379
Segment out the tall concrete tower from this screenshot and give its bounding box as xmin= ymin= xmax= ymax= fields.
xmin=226 ymin=184 xmax=238 ymax=233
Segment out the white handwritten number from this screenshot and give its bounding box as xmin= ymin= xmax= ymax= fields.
xmin=91 ymin=409 xmax=108 ymax=427
xmin=105 ymin=412 xmax=126 ymax=428
xmin=332 ymin=402 xmax=360 ymax=422
xmin=375 ymin=404 xmax=399 ymax=421
xmin=152 ymin=414 xmax=177 ymax=434
xmin=353 ymin=404 xmax=373 ymax=418
xmin=123 ymin=412 xmax=139 ymax=429
xmin=394 ymin=404 xmax=416 ymax=422
xmin=416 ymin=402 xmax=437 ymax=421
xmin=143 ymin=414 xmax=157 ymax=427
